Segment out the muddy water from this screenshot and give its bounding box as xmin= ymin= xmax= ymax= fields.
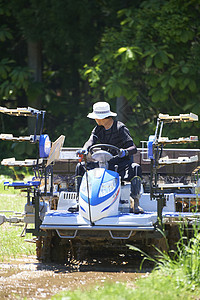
xmin=0 ymin=255 xmax=151 ymax=299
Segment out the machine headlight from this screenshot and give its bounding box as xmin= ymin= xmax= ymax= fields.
xmin=99 ymin=179 xmax=117 ymax=198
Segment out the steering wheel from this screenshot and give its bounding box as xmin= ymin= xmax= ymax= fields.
xmin=89 ymin=144 xmax=120 ymax=166
xmin=89 ymin=144 xmax=121 ymax=156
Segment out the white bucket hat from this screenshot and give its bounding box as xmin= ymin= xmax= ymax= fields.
xmin=87 ymin=102 xmax=117 ymax=119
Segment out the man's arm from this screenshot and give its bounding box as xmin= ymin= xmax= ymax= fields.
xmin=120 ymin=126 xmax=137 ymax=156
xmin=125 ymin=141 xmax=137 ymax=155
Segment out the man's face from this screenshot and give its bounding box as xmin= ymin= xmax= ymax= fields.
xmin=95 ymin=118 xmax=106 ymax=126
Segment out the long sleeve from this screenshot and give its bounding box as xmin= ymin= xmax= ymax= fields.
xmin=119 ymin=126 xmax=137 ymax=155
xmin=125 ymin=142 xmax=137 ymax=155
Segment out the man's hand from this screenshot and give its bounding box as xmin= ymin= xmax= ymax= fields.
xmin=76 ymin=148 xmax=88 ymax=156
xmin=119 ymin=149 xmax=128 ymax=158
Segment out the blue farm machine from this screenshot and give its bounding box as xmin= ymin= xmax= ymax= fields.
xmin=0 ymin=106 xmax=199 ymax=262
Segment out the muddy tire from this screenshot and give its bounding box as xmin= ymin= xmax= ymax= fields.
xmin=38 ymin=235 xmax=52 ymax=262
xmin=50 ymin=234 xmax=71 ymax=263
xmin=37 ymin=232 xmax=72 ymax=264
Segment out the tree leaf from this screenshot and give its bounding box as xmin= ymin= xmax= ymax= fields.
xmin=160 ymin=51 xmax=169 ymax=64
xmin=189 ymin=80 xmax=197 ymax=92
xmin=149 ymin=76 xmax=158 ymax=87
xmin=154 ymin=54 xmax=163 ymax=69
xmin=117 ymin=47 xmax=127 ymax=54
xmin=148 ymin=87 xmax=156 ymax=96
xmin=169 ymin=76 xmax=176 ymax=88
xmin=170 ymin=67 xmax=178 ymax=75
xmin=84 ymin=69 xmax=92 ymax=75
xmin=184 ymin=78 xmax=190 ymax=86
xmin=161 ymin=78 xmax=168 ymax=88
xmin=152 ymin=89 xmax=161 ymax=102
xmin=146 ymin=56 xmax=153 ymax=68
xmin=180 ymin=31 xmax=191 ymax=43
xmin=182 ymin=66 xmax=189 ymax=74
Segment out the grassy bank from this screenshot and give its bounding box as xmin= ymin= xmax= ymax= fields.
xmin=52 ymin=273 xmax=199 ymax=300
xmin=0 ymin=176 xmax=35 ymax=261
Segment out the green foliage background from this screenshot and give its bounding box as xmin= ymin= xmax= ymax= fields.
xmin=0 ymin=0 xmax=199 ymax=160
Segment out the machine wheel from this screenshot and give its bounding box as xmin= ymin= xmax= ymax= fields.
xmin=50 ymin=233 xmax=71 ymax=263
xmin=39 ymin=231 xmax=72 ymax=263
xmin=36 ymin=231 xmax=78 ymax=264
xmin=37 ymin=235 xmax=52 ymax=262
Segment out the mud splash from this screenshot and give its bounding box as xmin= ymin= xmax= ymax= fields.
xmin=0 ymin=254 xmax=151 ymax=299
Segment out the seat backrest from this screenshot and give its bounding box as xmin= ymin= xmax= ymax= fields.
xmin=57 ymin=191 xmax=77 ymax=210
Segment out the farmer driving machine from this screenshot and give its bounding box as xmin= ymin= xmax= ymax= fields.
xmin=0 ymin=106 xmax=199 ymax=262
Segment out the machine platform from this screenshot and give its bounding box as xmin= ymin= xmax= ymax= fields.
xmin=40 ymin=211 xmax=157 ymax=233
xmin=158 ymin=113 xmax=198 ymax=123
xmin=1 ymin=158 xmax=43 ymax=167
